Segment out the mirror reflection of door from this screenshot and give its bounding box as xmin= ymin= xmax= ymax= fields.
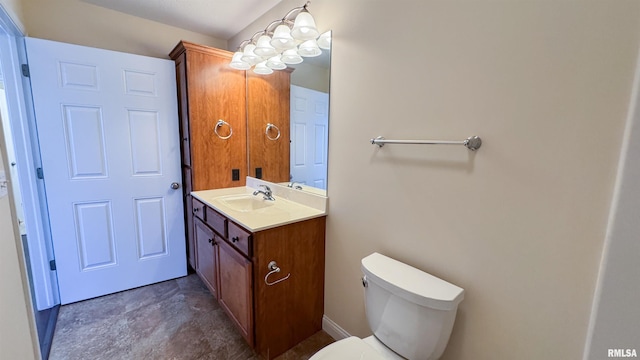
xmin=290 ymin=85 xmax=328 ymax=191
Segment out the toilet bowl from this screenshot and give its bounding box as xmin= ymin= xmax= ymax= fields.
xmin=310 ymin=253 xmax=464 ymax=360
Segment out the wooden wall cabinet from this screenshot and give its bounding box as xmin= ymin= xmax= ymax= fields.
xmin=190 ymin=197 xmax=325 ymax=359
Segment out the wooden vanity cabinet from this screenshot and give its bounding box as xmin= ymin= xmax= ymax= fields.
xmin=191 ymin=197 xmax=326 ymax=359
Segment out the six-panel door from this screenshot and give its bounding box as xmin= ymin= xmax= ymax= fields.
xmin=27 ymin=37 xmax=186 ymax=304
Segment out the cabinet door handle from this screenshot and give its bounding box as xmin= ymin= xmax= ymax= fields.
xmin=193 ymin=208 xmax=200 ymax=214
xmin=208 ymin=238 xmax=213 ymax=244
xmin=231 ymin=236 xmax=239 ymax=243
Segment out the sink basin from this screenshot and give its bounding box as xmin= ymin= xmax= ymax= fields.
xmin=217 ymin=194 xmax=275 ymax=212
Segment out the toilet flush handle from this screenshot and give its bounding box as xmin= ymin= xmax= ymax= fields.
xmin=361 ymin=276 xmax=368 ymax=288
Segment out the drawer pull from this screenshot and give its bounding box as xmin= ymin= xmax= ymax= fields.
xmin=208 ymin=238 xmax=215 ymax=245
xmin=193 ymin=208 xmax=200 ymax=213
xmin=265 ymin=261 xmax=290 ymax=286
xmin=232 ymin=236 xmax=239 ymax=243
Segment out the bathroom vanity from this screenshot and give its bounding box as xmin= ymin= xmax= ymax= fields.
xmin=191 ymin=181 xmax=327 ymax=359
xmin=169 ymin=39 xmax=329 ymax=358
xmin=169 ymin=41 xmax=292 ymax=271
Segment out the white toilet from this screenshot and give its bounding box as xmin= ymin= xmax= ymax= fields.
xmin=311 ymin=252 xmax=464 ymax=360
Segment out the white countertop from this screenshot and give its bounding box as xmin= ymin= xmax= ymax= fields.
xmin=191 ymin=185 xmax=327 ymax=232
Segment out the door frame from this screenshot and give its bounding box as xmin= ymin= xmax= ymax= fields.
xmin=0 ymin=15 xmax=58 ymax=311
xmin=0 ymin=3 xmax=47 ymax=358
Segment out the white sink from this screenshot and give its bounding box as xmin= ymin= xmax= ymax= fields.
xmin=217 ymin=194 xmax=275 ymax=212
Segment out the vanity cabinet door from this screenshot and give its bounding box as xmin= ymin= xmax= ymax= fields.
xmin=194 ymin=218 xmax=218 ymax=299
xmin=218 ymin=239 xmax=254 ymax=346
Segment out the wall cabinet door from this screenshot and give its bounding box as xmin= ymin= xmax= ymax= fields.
xmin=183 ymin=44 xmax=247 ymax=190
xmin=218 ymin=239 xmax=254 ymax=345
xmin=194 ymin=217 xmax=218 ymax=298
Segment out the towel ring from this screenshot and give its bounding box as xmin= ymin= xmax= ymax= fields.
xmin=264 ymin=261 xmax=290 ymax=286
xmin=265 ymin=123 xmax=281 ymax=141
xmin=214 ymin=119 xmax=233 ymax=140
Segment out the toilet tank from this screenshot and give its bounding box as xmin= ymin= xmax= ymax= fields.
xmin=361 ymin=253 xmax=464 ymax=360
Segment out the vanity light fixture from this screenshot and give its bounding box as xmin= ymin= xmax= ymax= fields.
xmin=229 ymin=1 xmax=328 ymax=74
xmin=253 ymin=61 xmax=274 ymax=75
xmin=317 ymin=31 xmax=331 ymax=50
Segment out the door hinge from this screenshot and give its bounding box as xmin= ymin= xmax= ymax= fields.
xmin=36 ymin=167 xmax=44 ymax=179
xmin=49 ymin=260 xmax=56 ymax=271
xmin=21 ymin=64 xmax=30 ymax=77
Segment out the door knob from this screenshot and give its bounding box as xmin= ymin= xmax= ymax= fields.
xmin=170 ymin=182 xmax=180 ymax=189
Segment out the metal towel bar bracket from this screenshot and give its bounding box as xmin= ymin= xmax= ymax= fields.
xmin=264 ymin=261 xmax=290 ymax=286
xmin=370 ymin=135 xmax=482 ymax=151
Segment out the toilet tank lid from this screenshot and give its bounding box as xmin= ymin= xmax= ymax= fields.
xmin=361 ymin=252 xmax=464 ymax=311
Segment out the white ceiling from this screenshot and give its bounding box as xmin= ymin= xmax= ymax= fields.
xmin=82 ymin=0 xmax=283 ymax=40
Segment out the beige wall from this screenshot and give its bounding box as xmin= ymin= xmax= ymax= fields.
xmin=22 ymin=0 xmax=226 ymax=58
xmin=584 ymin=47 xmax=640 ymax=359
xmin=0 ymin=124 xmax=38 ymax=359
xmin=234 ymin=1 xmax=640 ymax=359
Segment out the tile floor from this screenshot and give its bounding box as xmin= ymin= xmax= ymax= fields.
xmin=49 ymin=274 xmax=334 ymax=360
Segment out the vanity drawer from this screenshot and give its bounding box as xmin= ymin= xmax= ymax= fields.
xmin=228 ymin=221 xmax=252 ymax=258
xmin=192 ymin=197 xmax=206 ymax=221
xmin=206 ymin=207 xmax=227 ymax=238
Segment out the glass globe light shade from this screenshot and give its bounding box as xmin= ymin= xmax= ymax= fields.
xmin=241 ymin=44 xmax=261 ymax=66
xmin=281 ymin=49 xmax=303 ymax=64
xmin=317 ymin=31 xmax=331 ymax=50
xmin=266 ymin=55 xmax=287 ymax=70
xmin=298 ymin=39 xmax=322 ymax=57
xmin=270 ymin=24 xmax=297 ymax=50
xmin=291 ymin=11 xmax=319 ymax=41
xmin=253 ymin=61 xmax=274 ymax=75
xmin=254 ymin=35 xmax=278 ymax=57
xmin=229 ymin=51 xmax=251 ymax=70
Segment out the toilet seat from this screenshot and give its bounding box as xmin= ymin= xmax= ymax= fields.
xmin=309 ymin=336 xmax=386 ymax=360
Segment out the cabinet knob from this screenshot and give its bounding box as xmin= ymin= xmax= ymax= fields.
xmin=208 ymin=238 xmax=216 ymax=245
xmin=193 ymin=208 xmax=199 ymax=213
xmin=232 ymin=236 xmax=239 ymax=243
xmin=183 ymin=137 xmax=188 ymax=141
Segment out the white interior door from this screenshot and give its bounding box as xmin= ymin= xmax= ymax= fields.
xmin=26 ymin=37 xmax=186 ymax=304
xmin=290 ymin=85 xmax=328 ymax=189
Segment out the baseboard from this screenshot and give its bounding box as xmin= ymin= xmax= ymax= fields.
xmin=322 ymin=315 xmax=351 ymax=340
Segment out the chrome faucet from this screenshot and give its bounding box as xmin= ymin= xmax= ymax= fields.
xmin=287 ymin=182 xmax=303 ymax=190
xmin=253 ymin=185 xmax=275 ymax=201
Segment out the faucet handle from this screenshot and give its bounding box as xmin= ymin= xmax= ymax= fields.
xmin=259 ymin=184 xmax=271 ymax=192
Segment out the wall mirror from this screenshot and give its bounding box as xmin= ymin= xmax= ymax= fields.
xmin=246 ymin=32 xmax=331 ymax=196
